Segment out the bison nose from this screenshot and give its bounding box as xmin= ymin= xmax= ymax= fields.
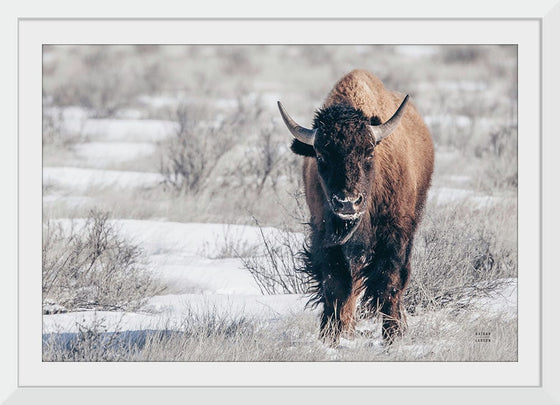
xmin=332 ymin=194 xmax=363 ymax=215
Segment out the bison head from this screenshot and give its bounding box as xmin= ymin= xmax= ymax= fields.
xmin=278 ymin=96 xmax=409 ymax=244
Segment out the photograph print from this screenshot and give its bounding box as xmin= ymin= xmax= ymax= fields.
xmin=42 ymin=44 xmax=518 ymax=362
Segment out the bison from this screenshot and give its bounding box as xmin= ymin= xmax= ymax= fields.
xmin=277 ymin=69 xmax=434 ymax=345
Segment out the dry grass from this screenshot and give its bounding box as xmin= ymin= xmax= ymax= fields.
xmin=43 ymin=305 xmax=516 ymax=362
xmin=42 ymin=210 xmax=166 ymax=313
xmin=239 ymin=218 xmax=308 ymax=295
xmin=405 ymin=199 xmax=517 ymax=314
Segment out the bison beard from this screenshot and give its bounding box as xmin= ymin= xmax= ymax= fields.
xmin=278 ymin=69 xmax=434 ymax=346
xmin=324 ymin=213 xmax=361 ymax=246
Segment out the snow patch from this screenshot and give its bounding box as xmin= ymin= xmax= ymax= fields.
xmin=466 ymin=278 xmax=517 ymax=320
xmin=152 ymin=260 xmax=261 ymax=295
xmin=48 ymin=219 xmax=304 ymax=295
xmin=395 ymin=46 xmax=439 ymax=57
xmin=81 ymin=119 xmax=177 ymax=142
xmin=43 ymin=193 xmax=93 ymax=207
xmin=73 ymin=142 xmax=156 ymax=167
xmin=430 ymin=187 xmax=472 ymax=205
xmin=417 ymin=80 xmax=488 ymax=92
xmin=444 ymin=175 xmax=471 ymax=186
xmin=429 ymin=187 xmax=504 ymax=208
xmin=43 ymin=167 xmax=164 ymax=190
xmin=424 ymin=114 xmax=472 ymax=129
xmin=43 ymin=294 xmax=310 ymax=334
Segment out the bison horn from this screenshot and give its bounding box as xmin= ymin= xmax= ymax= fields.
xmin=277 ymin=101 xmax=317 ymax=146
xmin=368 ymin=95 xmax=410 ymax=143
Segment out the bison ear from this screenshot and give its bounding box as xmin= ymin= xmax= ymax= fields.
xmin=290 ymin=139 xmax=316 ymax=157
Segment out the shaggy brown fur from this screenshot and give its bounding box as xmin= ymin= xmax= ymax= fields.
xmin=282 ymin=69 xmax=434 ymax=345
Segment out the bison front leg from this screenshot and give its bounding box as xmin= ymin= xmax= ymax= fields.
xmin=364 ymin=246 xmax=411 ymax=344
xmin=318 ymin=247 xmax=357 ymax=346
xmin=380 ymin=277 xmax=408 ymax=343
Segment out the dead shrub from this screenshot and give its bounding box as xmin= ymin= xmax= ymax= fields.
xmin=42 ymin=209 xmax=165 ymax=313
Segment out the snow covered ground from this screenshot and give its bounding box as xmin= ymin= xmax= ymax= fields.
xmin=42 ymin=217 xmax=517 ymax=361
xmin=82 ymin=118 xmax=177 ymax=142
xmin=42 ymin=219 xmax=307 ymax=330
xmin=73 ymin=142 xmax=156 ymax=167
xmin=43 ymin=167 xmax=165 ymax=191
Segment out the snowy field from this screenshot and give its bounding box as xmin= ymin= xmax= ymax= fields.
xmin=42 ymin=45 xmax=518 ymax=361
xmin=43 ymin=219 xmax=516 ymax=361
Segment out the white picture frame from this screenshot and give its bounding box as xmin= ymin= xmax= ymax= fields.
xmin=3 ymin=0 xmax=559 ymax=402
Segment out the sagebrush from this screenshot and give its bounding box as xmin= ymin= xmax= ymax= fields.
xmin=42 ymin=209 xmax=165 ymax=313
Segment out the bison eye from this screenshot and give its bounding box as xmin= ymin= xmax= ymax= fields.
xmin=316 ymin=154 xmax=329 ymax=171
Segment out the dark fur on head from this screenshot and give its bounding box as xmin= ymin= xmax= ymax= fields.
xmin=313 ymin=104 xmax=382 ymax=140
xmin=290 ymin=105 xmax=382 ymax=157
